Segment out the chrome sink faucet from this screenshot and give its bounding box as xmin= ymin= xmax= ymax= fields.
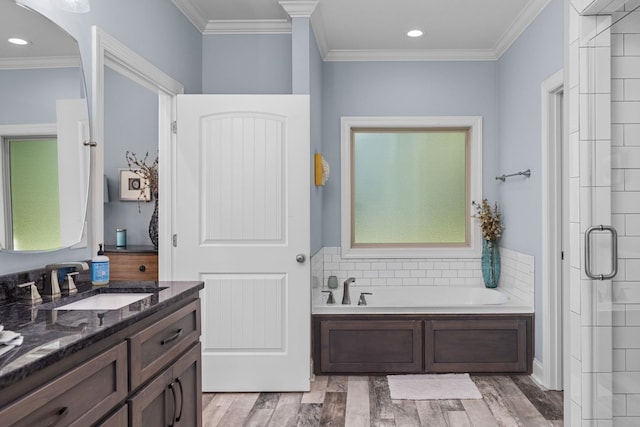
xmin=342 ymin=277 xmax=356 ymax=304
xmin=44 ymin=262 xmax=89 ymax=298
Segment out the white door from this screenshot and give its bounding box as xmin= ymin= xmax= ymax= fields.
xmin=173 ymin=95 xmax=310 ymax=392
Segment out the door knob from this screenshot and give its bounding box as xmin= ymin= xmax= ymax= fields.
xmin=296 ymin=254 xmax=306 ymax=263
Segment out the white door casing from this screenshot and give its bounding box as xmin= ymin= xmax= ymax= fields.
xmin=174 ymin=94 xmax=311 ymax=392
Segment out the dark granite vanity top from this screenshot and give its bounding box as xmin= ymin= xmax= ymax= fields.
xmin=0 ymin=280 xmax=203 ymax=389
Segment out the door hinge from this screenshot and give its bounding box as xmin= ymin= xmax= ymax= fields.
xmin=171 ymin=121 xmax=177 ymax=134
xmin=561 ymin=251 xmax=564 ymax=260
xmin=172 ymin=234 xmax=177 ymax=247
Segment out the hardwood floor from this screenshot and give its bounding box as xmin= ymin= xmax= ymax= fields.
xmin=202 ymin=375 xmax=563 ymax=426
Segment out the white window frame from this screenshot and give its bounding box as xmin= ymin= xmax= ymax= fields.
xmin=340 ymin=116 xmax=483 ymax=259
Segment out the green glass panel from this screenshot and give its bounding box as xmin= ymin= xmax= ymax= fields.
xmin=353 ymin=130 xmax=467 ymax=245
xmin=9 ymin=139 xmax=61 ymax=250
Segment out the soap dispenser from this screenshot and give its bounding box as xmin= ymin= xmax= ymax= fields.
xmin=91 ymin=244 xmax=110 ymax=286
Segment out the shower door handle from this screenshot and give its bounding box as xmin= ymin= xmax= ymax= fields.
xmin=584 ymin=225 xmax=618 ymax=280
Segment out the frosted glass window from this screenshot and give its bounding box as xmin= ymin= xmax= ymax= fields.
xmin=8 ymin=138 xmax=61 ymax=250
xmin=351 ymin=129 xmax=469 ymax=247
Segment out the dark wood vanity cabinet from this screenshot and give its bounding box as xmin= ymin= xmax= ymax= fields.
xmin=0 ymin=295 xmax=202 ymax=427
xmin=313 ymin=314 xmax=533 ymax=375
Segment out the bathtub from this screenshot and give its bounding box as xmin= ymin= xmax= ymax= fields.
xmin=312 ymin=285 xmax=534 ymax=375
xmin=312 ymin=285 xmax=532 ymax=314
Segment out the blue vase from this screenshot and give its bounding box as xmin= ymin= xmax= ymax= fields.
xmin=481 ymin=240 xmax=500 ymax=288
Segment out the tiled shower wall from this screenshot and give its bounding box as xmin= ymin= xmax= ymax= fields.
xmin=611 ymin=8 xmax=640 ymax=424
xmin=311 ymin=246 xmax=534 ymax=307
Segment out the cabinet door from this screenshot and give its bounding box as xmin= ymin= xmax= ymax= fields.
xmin=425 ymin=319 xmax=528 ymax=373
xmin=98 ymin=404 xmax=128 ymax=427
xmin=129 ymin=367 xmax=174 ymax=427
xmin=172 ymin=342 xmax=202 ymax=427
xmin=317 ymin=319 xmax=423 ymax=374
xmin=129 ymin=342 xmax=202 ymax=427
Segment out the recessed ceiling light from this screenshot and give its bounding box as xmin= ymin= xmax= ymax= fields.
xmin=407 ymin=30 xmax=423 ymax=38
xmin=8 ymin=37 xmax=30 ymax=46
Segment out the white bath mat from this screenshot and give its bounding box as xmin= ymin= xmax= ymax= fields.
xmin=387 ymin=373 xmax=482 ymax=400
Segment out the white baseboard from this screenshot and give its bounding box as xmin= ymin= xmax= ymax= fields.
xmin=531 ymin=358 xmax=546 ymax=389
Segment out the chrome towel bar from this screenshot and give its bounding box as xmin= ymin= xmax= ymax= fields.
xmin=496 ymin=169 xmax=531 ymax=182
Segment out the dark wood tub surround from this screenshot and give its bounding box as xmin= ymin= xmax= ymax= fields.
xmin=313 ymin=314 xmax=533 ymax=375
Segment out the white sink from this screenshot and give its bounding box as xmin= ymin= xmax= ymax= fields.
xmin=54 ymin=293 xmax=153 ymax=311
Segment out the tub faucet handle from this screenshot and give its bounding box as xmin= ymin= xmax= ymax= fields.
xmin=358 ymin=292 xmax=372 ymax=306
xmin=321 ymin=290 xmax=336 ymax=304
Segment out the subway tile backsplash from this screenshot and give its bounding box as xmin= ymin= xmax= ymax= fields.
xmin=311 ymin=246 xmax=534 ymax=307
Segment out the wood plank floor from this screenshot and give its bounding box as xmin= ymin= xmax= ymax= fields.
xmin=202 ymin=375 xmax=563 ymax=426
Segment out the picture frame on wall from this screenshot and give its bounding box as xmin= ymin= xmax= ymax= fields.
xmin=119 ymin=169 xmax=151 ymax=201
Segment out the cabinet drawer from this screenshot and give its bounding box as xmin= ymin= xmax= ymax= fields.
xmin=129 ymin=299 xmax=201 ymax=390
xmin=109 ymin=252 xmax=158 ymax=281
xmin=98 ymin=404 xmax=128 ymax=427
xmin=0 ymin=342 xmax=127 ymax=427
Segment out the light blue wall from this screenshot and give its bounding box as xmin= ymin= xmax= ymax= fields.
xmin=0 ymin=68 xmax=82 ymax=125
xmin=1 ymin=0 xmax=201 ymax=274
xmin=103 ymin=68 xmax=158 ymax=246
xmin=202 ymin=34 xmax=291 ymax=94
xmin=320 ymin=61 xmax=500 ymax=246
xmin=497 ymin=0 xmax=563 ymax=362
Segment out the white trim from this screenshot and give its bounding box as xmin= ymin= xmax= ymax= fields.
xmin=203 ymin=19 xmax=291 ymax=35
xmin=531 ymin=358 xmax=545 ymax=387
xmin=540 ymin=69 xmax=564 ymax=390
xmin=92 ymin=26 xmax=183 ymax=280
xmin=340 ymin=116 xmax=483 ymax=259
xmin=324 ymin=49 xmax=499 ymax=62
xmin=0 ymin=56 xmax=80 ymax=70
xmin=279 ymin=1 xmax=318 ymax=18
xmin=493 ymin=0 xmax=552 ymax=58
xmin=170 ymin=0 xmax=208 ymax=32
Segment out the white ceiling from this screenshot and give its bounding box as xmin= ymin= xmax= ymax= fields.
xmin=172 ymin=0 xmax=552 ymax=61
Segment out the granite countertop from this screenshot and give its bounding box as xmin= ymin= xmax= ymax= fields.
xmin=0 ymin=280 xmax=203 ymax=389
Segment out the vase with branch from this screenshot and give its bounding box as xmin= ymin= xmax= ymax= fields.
xmin=126 ymin=151 xmax=159 ymax=250
xmin=472 ymin=199 xmax=505 ymax=288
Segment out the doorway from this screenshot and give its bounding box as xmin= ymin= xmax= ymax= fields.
xmin=541 ymin=70 xmax=565 ymax=391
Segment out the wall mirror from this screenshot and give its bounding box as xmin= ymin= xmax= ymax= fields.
xmin=0 ymin=0 xmax=91 ymax=252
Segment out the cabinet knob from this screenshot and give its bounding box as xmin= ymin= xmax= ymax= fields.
xmin=139 ymin=265 xmax=146 ymax=272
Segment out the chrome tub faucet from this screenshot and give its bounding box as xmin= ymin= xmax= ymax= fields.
xmin=342 ymin=277 xmax=356 ymax=305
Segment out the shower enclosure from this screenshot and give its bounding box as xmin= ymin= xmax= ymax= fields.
xmin=567 ymin=0 xmax=640 ymax=425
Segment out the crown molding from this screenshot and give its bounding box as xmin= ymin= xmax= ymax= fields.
xmin=493 ymin=0 xmax=551 ymax=58
xmin=323 ymin=49 xmax=499 ymax=62
xmin=310 ymin=13 xmax=329 ymax=58
xmin=279 ymin=1 xmax=318 ymax=18
xmin=203 ymin=19 xmax=291 ymax=35
xmin=0 ymin=56 xmax=81 ymax=70
xmin=171 ymin=0 xmax=208 ymax=32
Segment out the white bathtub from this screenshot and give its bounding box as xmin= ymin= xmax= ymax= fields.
xmin=312 ymin=285 xmax=532 ymax=314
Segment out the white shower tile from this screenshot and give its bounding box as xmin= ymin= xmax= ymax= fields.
xmin=613 ymin=169 xmax=625 ymax=191
xmin=614 ymin=326 xmax=640 ymax=348
xmin=612 ymin=78 xmax=624 ymax=101
xmin=614 ymin=393 xmax=627 ymax=416
xmin=627 ymin=215 xmax=640 ymax=235
xmin=613 ymin=101 xmax=640 ymax=124
xmin=612 ymin=124 xmax=624 ymax=146
xmin=626 ymin=305 xmax=640 ymax=326
xmin=612 ymin=147 xmax=640 ymax=169
xmin=595 ymin=141 xmax=612 ymax=186
xmin=626 ymin=171 xmax=640 ymax=192
xmin=613 ymin=348 xmax=626 ymax=371
xmin=612 ymin=57 xmax=640 ymax=79
xmin=612 ymin=34 xmax=624 ymax=56
xmin=627 ymin=394 xmax=640 ymax=416
xmin=625 ymin=124 xmax=640 ymax=146
xmin=626 ymin=79 xmax=640 ymax=101
xmin=625 ymin=34 xmax=640 ymax=56
xmin=628 ymin=350 xmax=640 ymax=371
xmin=613 ymin=192 xmax=640 ymax=214
xmin=613 ymin=371 xmax=640 ymax=393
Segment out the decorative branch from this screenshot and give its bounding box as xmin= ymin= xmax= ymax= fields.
xmin=125 ymin=151 xmax=158 ymax=212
